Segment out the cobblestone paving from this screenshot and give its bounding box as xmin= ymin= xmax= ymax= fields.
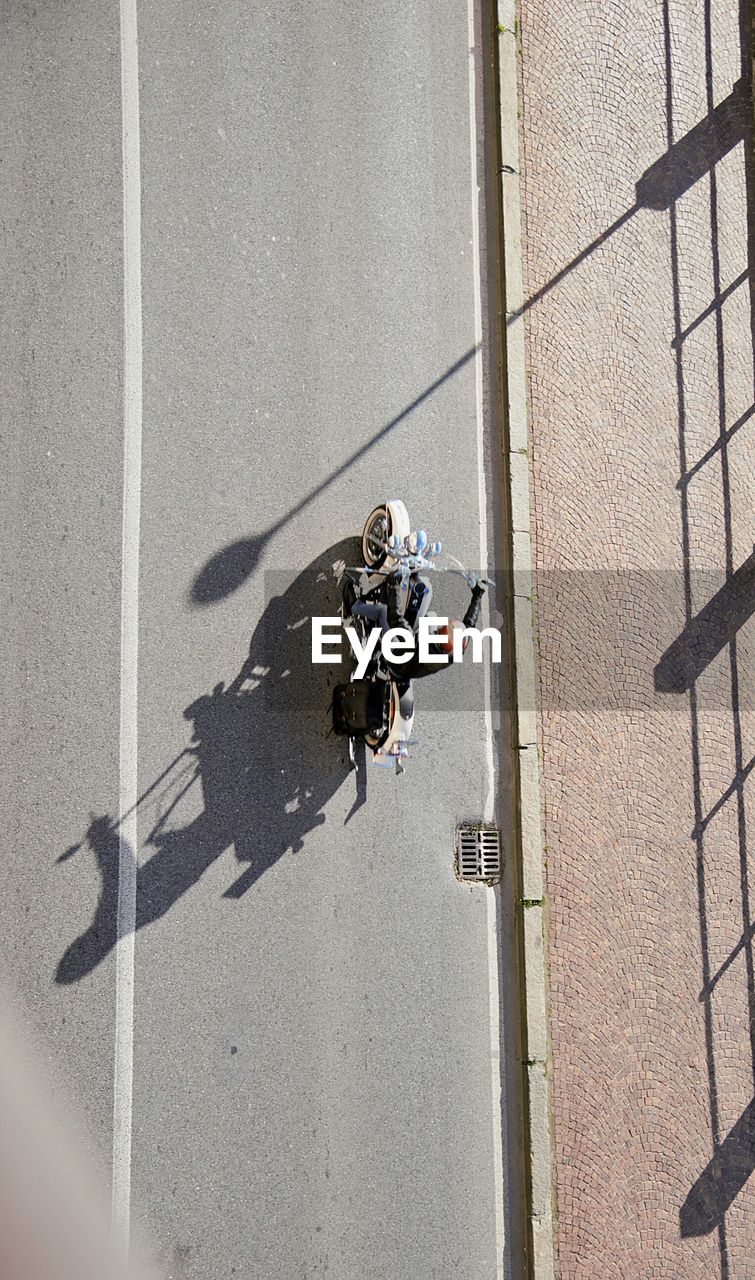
xmin=516 ymin=1 xmax=755 ymax=1275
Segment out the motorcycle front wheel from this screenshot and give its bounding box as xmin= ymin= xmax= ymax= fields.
xmin=362 ymin=505 xmax=389 ymax=567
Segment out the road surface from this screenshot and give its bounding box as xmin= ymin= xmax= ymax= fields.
xmin=1 ymin=3 xmax=524 ymax=1277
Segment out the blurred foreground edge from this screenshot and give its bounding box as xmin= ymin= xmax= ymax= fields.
xmin=0 ymin=989 xmax=158 ymax=1280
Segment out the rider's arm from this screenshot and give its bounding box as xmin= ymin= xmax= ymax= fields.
xmin=462 ymin=583 xmax=486 ymax=629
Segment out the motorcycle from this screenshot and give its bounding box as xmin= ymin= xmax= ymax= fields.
xmin=332 ymin=500 xmax=487 ymax=775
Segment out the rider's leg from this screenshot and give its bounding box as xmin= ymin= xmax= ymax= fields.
xmin=350 ymin=600 xmax=389 ymax=633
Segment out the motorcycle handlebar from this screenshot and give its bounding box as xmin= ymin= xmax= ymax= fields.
xmin=346 ymin=565 xmax=494 ymax=587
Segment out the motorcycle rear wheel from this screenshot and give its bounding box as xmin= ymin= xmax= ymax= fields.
xmin=365 ymin=680 xmax=391 ymax=749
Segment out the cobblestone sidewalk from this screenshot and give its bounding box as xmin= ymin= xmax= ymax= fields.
xmin=517 ymin=1 xmax=755 ymax=1275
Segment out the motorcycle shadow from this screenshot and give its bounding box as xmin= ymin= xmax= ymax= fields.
xmin=55 ymin=539 xmax=359 ymax=984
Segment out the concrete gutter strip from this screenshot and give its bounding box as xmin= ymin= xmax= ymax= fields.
xmin=495 ymin=2 xmax=556 ymax=1276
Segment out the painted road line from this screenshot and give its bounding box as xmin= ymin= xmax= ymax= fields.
xmin=113 ymin=0 xmax=142 ymax=1250
xmin=467 ymin=2 xmax=506 ymax=1277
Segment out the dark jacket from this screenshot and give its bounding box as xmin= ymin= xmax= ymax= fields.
xmin=385 ymin=579 xmax=485 ymax=680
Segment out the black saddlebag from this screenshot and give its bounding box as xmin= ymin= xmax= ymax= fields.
xmin=332 ymin=681 xmax=385 ymax=737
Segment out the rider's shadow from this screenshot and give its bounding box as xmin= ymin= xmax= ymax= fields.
xmin=56 ymin=540 xmax=357 ymax=984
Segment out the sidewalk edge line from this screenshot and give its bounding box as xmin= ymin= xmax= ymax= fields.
xmin=494 ymin=5 xmax=556 ymax=1277
xmin=467 ymin=4 xmax=508 ymax=1276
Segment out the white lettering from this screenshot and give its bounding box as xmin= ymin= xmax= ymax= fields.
xmin=311 ymin=618 xmax=504 ymax=670
xmin=418 ymin=616 xmax=450 ymax=665
xmin=346 ymin=625 xmax=382 ymax=679
xmin=382 ymin=627 xmax=414 ymax=664
xmin=311 ymin=617 xmax=342 ymax=663
xmin=453 ymin=626 xmax=502 ymax=664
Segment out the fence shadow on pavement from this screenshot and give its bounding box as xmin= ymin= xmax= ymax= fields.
xmin=680 ymin=1097 xmax=755 ymax=1237
xmin=655 ymin=552 xmax=755 ymax=694
xmin=508 ymin=70 xmax=752 ymax=332
xmin=510 ymin=0 xmax=755 ymax=1268
xmin=650 ymin=0 xmax=755 ymax=1269
xmin=55 ymin=540 xmax=358 ymax=984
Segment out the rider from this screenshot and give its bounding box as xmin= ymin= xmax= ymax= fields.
xmin=348 ymin=574 xmax=487 ymax=680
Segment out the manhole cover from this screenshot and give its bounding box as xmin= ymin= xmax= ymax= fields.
xmin=455 ymin=824 xmax=502 ymax=884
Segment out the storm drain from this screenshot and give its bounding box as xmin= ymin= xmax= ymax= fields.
xmin=455 ymin=824 xmax=502 ymax=884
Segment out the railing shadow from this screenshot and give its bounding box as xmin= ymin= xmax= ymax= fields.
xmin=513 ymin=0 xmax=755 ymax=1269
xmin=680 ymin=1098 xmax=755 ymax=1237
xmin=649 ymin=0 xmax=755 ymax=1270
xmin=655 ymin=553 xmax=755 ymax=694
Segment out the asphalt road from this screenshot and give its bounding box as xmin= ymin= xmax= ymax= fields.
xmin=2 ymin=3 xmax=524 ymax=1277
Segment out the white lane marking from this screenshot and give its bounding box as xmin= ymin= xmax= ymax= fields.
xmin=467 ymin=3 xmax=506 ymax=1277
xmin=485 ymin=889 xmax=506 ymax=1279
xmin=466 ymin=5 xmax=496 ymax=823
xmin=113 ymin=0 xmax=142 ymax=1251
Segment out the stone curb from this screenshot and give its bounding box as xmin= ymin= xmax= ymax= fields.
xmin=494 ymin=3 xmax=556 ymax=1276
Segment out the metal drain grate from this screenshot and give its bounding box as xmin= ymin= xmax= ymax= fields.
xmin=455 ymin=824 xmax=502 ymax=884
